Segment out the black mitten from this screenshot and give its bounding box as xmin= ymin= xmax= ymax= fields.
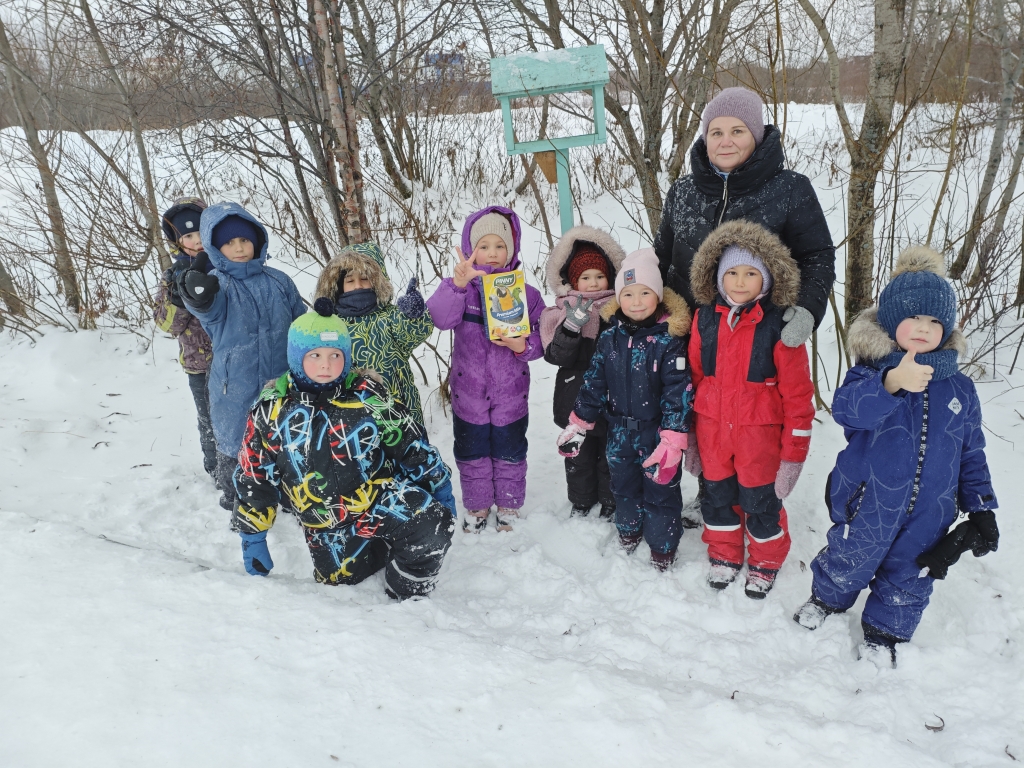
xmin=969 ymin=510 xmax=999 ymax=556
xmin=165 ymin=260 xmax=191 ymax=308
xmin=916 ymin=521 xmax=983 ymax=579
xmin=180 ymin=252 xmax=219 ymax=310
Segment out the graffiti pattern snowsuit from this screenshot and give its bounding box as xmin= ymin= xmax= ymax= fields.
xmin=314 ymin=242 xmax=433 ymax=425
xmin=233 ymin=372 xmax=454 ymax=596
xmin=810 ymin=309 xmax=997 ymax=640
xmin=688 ymin=221 xmax=815 ymax=571
xmin=425 ymin=206 xmax=546 ymax=510
xmin=573 ymin=290 xmax=693 ymax=554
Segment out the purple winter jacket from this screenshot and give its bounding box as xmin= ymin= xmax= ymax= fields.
xmin=426 ymin=206 xmax=546 ymax=427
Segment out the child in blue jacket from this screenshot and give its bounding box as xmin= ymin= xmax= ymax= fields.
xmin=556 ymin=248 xmax=694 ymax=570
xmin=177 ymin=202 xmax=307 ymax=509
xmin=794 ymin=247 xmax=999 ymax=667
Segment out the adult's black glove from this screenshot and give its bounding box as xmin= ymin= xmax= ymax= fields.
xmin=916 ymin=520 xmax=983 ymax=580
xmin=178 ymin=252 xmax=219 ymax=310
xmin=969 ymin=510 xmax=999 ymax=556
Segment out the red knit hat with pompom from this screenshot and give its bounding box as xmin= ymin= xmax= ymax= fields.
xmin=567 ymin=245 xmax=613 ymax=290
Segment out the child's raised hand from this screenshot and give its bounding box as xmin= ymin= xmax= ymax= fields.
xmin=453 ymin=246 xmax=487 ymax=288
xmin=885 ymin=349 xmax=934 ymax=394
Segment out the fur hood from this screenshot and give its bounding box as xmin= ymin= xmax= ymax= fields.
xmin=545 ymin=225 xmax=627 ymax=296
xmin=847 ymin=306 xmax=966 ymax=364
xmin=314 ymin=242 xmax=394 ymax=306
xmin=599 ymin=287 xmax=692 ymax=338
xmin=690 ymin=220 xmax=800 ymax=307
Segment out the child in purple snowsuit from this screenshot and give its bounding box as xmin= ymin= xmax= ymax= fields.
xmin=426 ymin=206 xmax=546 ymax=532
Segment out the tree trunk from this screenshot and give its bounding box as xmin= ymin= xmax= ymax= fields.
xmin=0 ymin=257 xmax=27 ymax=321
xmin=843 ymin=0 xmax=909 ymax=325
xmin=0 ymin=18 xmax=81 ymax=314
xmin=78 ymin=0 xmax=170 ymax=271
xmin=949 ymin=0 xmax=1024 ymax=280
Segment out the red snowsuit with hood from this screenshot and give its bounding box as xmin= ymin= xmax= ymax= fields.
xmin=687 ymin=221 xmax=815 ymax=570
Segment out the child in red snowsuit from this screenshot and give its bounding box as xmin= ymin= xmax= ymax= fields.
xmin=686 ymin=221 xmax=815 ymax=598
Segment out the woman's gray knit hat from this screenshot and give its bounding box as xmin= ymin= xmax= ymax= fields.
xmin=701 ymin=87 xmax=766 ymax=146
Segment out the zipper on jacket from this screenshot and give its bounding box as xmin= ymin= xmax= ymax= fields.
xmin=624 ymin=332 xmax=633 ymax=417
xmin=905 ymin=389 xmax=929 ymax=515
xmin=717 ymin=178 xmax=729 ymax=225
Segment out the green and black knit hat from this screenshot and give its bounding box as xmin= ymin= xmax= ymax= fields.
xmin=288 ymin=301 xmax=353 ymax=388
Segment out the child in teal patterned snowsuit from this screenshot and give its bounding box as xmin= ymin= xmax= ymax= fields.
xmin=314 ymin=242 xmax=433 ymax=427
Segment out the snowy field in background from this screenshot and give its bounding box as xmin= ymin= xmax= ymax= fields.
xmin=2 ymin=102 xmax=1024 ymax=765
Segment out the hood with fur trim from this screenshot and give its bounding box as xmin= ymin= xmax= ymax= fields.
xmin=690 ymin=220 xmax=800 ymax=307
xmin=847 ymin=306 xmax=965 ymax=364
xmin=314 ymin=242 xmax=394 ymax=306
xmin=544 ymin=225 xmax=627 ymax=296
xmin=599 ymin=287 xmax=692 ymax=338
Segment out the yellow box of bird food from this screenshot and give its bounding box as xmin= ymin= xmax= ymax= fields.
xmin=481 ymin=269 xmax=529 ymax=340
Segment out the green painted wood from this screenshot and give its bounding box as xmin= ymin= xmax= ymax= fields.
xmin=555 ymin=148 xmax=574 ymax=235
xmin=490 ymin=45 xmax=608 ymax=98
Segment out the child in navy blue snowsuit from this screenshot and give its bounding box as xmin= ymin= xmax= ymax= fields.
xmin=556 ymin=248 xmax=694 ymax=570
xmin=795 ymin=246 xmax=999 ymax=666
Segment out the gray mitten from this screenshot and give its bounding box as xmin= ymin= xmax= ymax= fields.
xmin=562 ymin=295 xmax=594 ymax=334
xmin=781 ymin=306 xmax=814 ymax=347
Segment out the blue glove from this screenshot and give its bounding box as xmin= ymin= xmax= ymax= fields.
xmin=432 ymin=479 xmax=457 ymax=517
xmin=396 ymin=277 xmax=425 ymax=319
xmin=240 ymin=531 xmax=274 ymax=576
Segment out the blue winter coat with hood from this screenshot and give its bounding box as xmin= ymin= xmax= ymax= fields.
xmin=188 ymin=202 xmax=307 ymax=456
xmin=810 ymin=306 xmax=997 ymax=641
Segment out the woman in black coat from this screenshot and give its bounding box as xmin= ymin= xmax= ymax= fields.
xmin=655 ymin=87 xmax=836 ymax=348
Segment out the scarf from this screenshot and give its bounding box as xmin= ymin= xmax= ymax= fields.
xmin=539 ymin=288 xmax=616 ymax=348
xmin=334 ymin=288 xmax=379 ymax=318
xmin=874 ymin=348 xmax=960 ymax=382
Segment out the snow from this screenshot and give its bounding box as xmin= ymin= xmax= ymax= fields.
xmin=1 ymin=320 xmax=1021 ymax=766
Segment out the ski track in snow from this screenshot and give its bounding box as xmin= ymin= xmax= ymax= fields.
xmin=1 ymin=324 xmax=1021 ymax=766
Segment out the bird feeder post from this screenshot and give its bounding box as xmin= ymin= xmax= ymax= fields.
xmin=489 ymin=46 xmax=610 ymax=235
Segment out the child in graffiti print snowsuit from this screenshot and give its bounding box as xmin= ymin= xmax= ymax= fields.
xmin=152 ymin=197 xmax=217 ymax=477
xmin=557 ymin=248 xmax=693 ymax=570
xmin=686 ymin=221 xmax=815 ymax=598
xmin=794 ymin=247 xmax=999 ymax=666
xmin=540 ymin=225 xmax=626 ymax=519
xmin=313 ymin=242 xmax=433 ymax=426
xmin=232 ymin=307 xmax=456 ymax=598
xmin=177 ymin=202 xmax=307 ymax=509
xmin=425 ymin=206 xmax=546 ymax=532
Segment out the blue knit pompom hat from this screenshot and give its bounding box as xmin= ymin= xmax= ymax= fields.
xmin=288 ymin=299 xmax=353 ymax=388
xmin=876 ymin=246 xmax=957 ymax=345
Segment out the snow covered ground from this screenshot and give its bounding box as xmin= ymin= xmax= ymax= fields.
xmin=1 ymin=317 xmax=1021 ymax=767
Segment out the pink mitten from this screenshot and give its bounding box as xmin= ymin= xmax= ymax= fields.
xmin=557 ymin=412 xmax=595 ymax=458
xmin=774 ymin=460 xmax=804 ymax=499
xmin=642 ymin=430 xmax=688 ymax=485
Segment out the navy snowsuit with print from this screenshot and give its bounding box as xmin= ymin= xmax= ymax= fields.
xmin=573 ymin=289 xmax=693 ymax=554
xmin=811 ymin=332 xmax=997 ymax=641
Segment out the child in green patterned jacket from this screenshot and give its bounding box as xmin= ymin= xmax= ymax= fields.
xmin=314 ymin=242 xmax=433 ymax=427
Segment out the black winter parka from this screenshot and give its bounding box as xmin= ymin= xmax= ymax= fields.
xmin=654 ymin=125 xmax=836 ymax=326
xmin=544 ymin=317 xmax=611 ymax=431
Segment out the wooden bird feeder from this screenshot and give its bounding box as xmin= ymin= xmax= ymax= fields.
xmin=490 ymin=46 xmax=609 ymax=234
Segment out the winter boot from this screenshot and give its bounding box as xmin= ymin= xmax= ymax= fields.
xmin=707 ymin=559 xmax=742 ymax=590
xmin=495 ymin=507 xmax=519 ymax=532
xmin=599 ymin=503 xmax=616 ymax=520
xmin=650 ymin=549 xmax=675 ymax=572
xmin=462 ymin=509 xmax=490 ymax=534
xmin=744 ymin=566 xmax=779 ymax=599
xmin=793 ymin=594 xmax=843 ymax=630
xmin=571 ymin=503 xmax=593 ymax=517
xmin=858 ymin=623 xmax=901 ymax=669
xmin=619 ymin=531 xmax=643 ymax=554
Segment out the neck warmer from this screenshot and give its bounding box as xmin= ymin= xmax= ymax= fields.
xmin=334 ymin=288 xmax=379 ymax=318
xmin=291 ymin=368 xmax=344 ymax=394
xmin=723 ymin=292 xmax=766 ymax=330
xmin=616 ymin=308 xmax=661 ymax=334
xmin=875 ymin=348 xmax=960 ymax=382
